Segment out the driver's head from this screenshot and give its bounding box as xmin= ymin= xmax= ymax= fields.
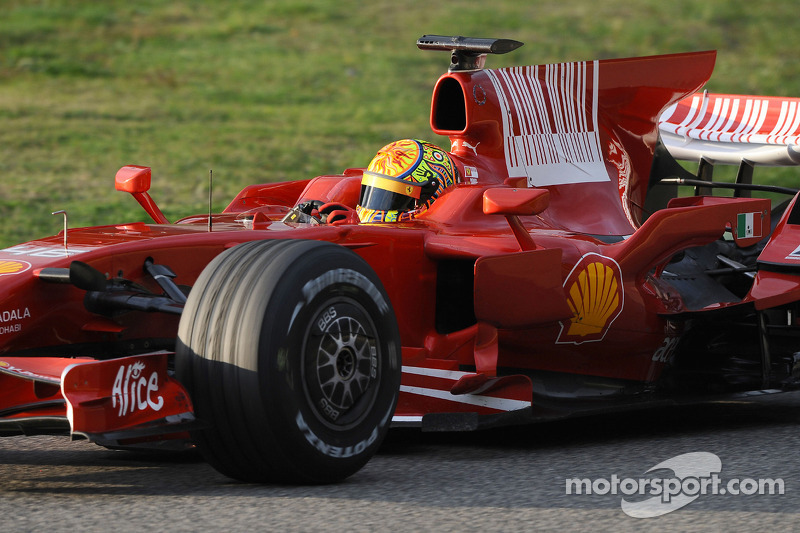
xmin=356 ymin=139 xmax=457 ymax=223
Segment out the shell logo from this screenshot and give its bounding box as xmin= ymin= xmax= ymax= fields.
xmin=0 ymin=260 xmax=31 ymax=277
xmin=556 ymin=253 xmax=624 ymax=345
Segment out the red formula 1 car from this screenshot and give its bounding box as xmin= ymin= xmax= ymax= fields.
xmin=3 ymin=35 xmax=800 ymax=483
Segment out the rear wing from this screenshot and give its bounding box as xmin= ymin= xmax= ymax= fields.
xmin=660 ymin=91 xmax=800 ymax=166
xmin=648 ymin=92 xmax=800 ymax=212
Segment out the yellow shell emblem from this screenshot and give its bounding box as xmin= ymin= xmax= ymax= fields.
xmin=0 ymin=260 xmax=30 ymax=276
xmin=557 ymin=254 xmax=623 ymax=344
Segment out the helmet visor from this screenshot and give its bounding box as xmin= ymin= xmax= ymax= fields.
xmin=358 ymin=171 xmax=423 ymax=212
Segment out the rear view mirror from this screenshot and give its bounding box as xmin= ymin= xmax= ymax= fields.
xmin=483 ymin=187 xmax=550 ymax=251
xmin=114 ymin=165 xmax=169 ymax=224
xmin=115 ymin=165 xmax=152 ymax=194
xmin=483 ymin=187 xmax=549 ymax=216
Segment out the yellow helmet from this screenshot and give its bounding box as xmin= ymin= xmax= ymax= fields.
xmin=356 ymin=139 xmax=457 ymax=223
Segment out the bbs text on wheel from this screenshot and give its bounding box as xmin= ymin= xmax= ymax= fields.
xmin=175 ymin=239 xmax=401 ymax=483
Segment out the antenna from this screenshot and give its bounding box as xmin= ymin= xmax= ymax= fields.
xmin=52 ymin=210 xmax=69 ymax=257
xmin=208 ymin=169 xmax=213 ymax=232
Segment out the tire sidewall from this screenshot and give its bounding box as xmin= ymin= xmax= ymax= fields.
xmin=259 ymin=246 xmax=400 ymax=478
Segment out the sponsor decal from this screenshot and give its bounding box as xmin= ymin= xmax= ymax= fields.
xmin=485 ymin=60 xmax=609 ymax=186
xmin=736 ymin=212 xmax=763 ymax=239
xmin=111 ymin=361 xmax=164 ymax=417
xmin=661 ymin=93 xmax=800 ymax=147
xmin=0 ymin=260 xmax=31 ymax=276
xmin=652 ymin=322 xmax=681 ymax=363
xmin=1 ymin=244 xmax=89 ymax=258
xmin=0 ymin=308 xmax=30 ymax=323
xmin=296 ymin=411 xmax=377 ymax=458
xmin=463 ymin=165 xmax=479 ymax=183
xmin=462 ymin=140 xmax=480 ymax=155
xmin=786 ymin=244 xmax=800 ymax=261
xmin=0 ymin=324 xmax=22 ymax=335
xmin=557 ymin=253 xmax=624 ymax=345
xmin=0 ymin=360 xmax=55 ymax=382
xmin=652 ymin=337 xmax=680 ymax=363
xmin=472 ymin=84 xmax=487 ymax=105
xmin=289 ymin=268 xmax=388 ymax=333
xmin=0 ymin=307 xmax=31 ymax=336
xmin=608 ymin=139 xmax=634 ymax=227
xmin=295 ymin=406 xmax=391 ymax=459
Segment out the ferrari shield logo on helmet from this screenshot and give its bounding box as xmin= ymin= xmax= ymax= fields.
xmin=556 ymin=253 xmax=624 ymax=345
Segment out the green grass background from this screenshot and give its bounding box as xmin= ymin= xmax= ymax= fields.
xmin=2 ymin=0 xmax=799 ymax=247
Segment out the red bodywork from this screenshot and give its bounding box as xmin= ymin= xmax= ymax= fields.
xmin=0 ymin=47 xmax=796 ymax=442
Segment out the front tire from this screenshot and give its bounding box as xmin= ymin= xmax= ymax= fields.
xmin=175 ymin=240 xmax=401 ymax=483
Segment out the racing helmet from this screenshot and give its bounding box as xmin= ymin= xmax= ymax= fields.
xmin=356 ymin=139 xmax=457 ymax=223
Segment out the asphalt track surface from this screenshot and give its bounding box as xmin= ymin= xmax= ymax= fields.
xmin=2 ymin=392 xmax=800 ymax=532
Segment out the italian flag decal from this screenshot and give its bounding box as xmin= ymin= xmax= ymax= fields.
xmin=736 ymin=212 xmax=762 ymax=239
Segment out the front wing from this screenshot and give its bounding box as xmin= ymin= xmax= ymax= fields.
xmin=0 ymin=353 xmax=198 ymax=445
xmin=0 ymin=350 xmax=539 ymax=439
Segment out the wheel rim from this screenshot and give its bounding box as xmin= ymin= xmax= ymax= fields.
xmin=302 ymin=297 xmax=381 ymax=430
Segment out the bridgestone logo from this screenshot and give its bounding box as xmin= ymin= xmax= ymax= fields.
xmin=302 ymin=268 xmax=389 ymax=314
xmin=295 ymin=407 xmax=393 ymax=459
xmin=295 ymin=411 xmax=378 ymax=458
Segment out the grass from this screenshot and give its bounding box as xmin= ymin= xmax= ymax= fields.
xmin=2 ymin=0 xmax=800 ymax=247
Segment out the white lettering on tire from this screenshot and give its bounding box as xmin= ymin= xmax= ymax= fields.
xmin=289 ymin=267 xmax=389 ymax=333
xmin=295 ymin=406 xmax=392 ymax=459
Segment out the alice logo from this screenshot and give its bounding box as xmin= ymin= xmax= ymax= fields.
xmin=112 ymin=360 xmax=164 ymax=417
